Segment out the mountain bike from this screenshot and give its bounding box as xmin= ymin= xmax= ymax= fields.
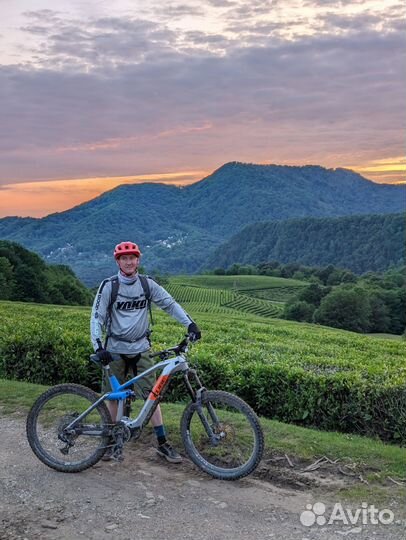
xmin=26 ymin=336 xmax=264 ymax=480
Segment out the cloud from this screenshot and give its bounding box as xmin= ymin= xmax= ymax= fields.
xmin=318 ymin=10 xmax=406 ymax=33
xmin=0 ymin=7 xmax=404 ymax=185
xmin=303 ymin=0 xmax=378 ymax=6
xmin=224 ymin=1 xmax=276 ymax=19
xmin=157 ymin=4 xmax=205 ymax=17
xmin=205 ymin=0 xmax=238 ymax=7
xmin=20 ymin=13 xmax=178 ymax=69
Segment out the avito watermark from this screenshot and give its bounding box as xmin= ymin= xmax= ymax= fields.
xmin=300 ymin=502 xmax=394 ymax=527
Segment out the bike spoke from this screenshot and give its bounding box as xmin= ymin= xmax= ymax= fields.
xmin=40 ymin=397 xmax=103 ymax=462
xmin=27 ymin=385 xmax=112 ymax=471
xmin=185 ymin=392 xmax=262 ymax=474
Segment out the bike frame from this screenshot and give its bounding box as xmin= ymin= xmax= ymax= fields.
xmin=108 ymin=354 xmax=189 ymax=430
xmin=64 ymin=353 xmax=190 ymax=435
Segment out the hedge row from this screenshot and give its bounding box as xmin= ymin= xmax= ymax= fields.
xmin=0 ymin=301 xmax=405 ymax=444
xmin=183 ymin=356 xmax=406 ymax=444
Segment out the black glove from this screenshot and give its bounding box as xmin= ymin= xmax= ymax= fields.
xmin=95 ymin=348 xmax=113 ymax=366
xmin=188 ymin=322 xmax=201 ymax=342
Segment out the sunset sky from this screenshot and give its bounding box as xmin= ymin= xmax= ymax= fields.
xmin=0 ymin=0 xmax=405 ymax=218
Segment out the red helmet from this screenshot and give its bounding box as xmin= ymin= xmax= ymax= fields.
xmin=114 ymin=241 xmax=141 ymax=259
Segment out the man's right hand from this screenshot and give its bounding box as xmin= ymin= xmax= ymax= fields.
xmin=95 ymin=348 xmax=113 ymax=366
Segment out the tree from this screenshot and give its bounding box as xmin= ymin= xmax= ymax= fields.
xmin=379 ymin=288 xmax=406 ymax=334
xmin=258 ymin=261 xmax=280 ymax=274
xmin=0 ymin=241 xmax=92 ymax=306
xmin=238 ymin=264 xmax=256 ymax=275
xmin=313 ymin=287 xmax=371 ymax=332
xmin=298 ymin=283 xmax=330 ymax=307
xmin=13 ymin=264 xmax=47 ymax=303
xmin=283 ymin=301 xmax=314 ymax=322
xmin=0 ymin=257 xmax=15 ymax=299
xmin=367 ymin=293 xmax=390 ymax=333
xmin=226 ymin=263 xmax=241 ymax=275
xmin=326 ymin=268 xmax=346 ymax=286
xmin=340 ymin=270 xmax=357 ymax=284
xmin=315 ymin=264 xmax=336 ymax=285
xmin=281 ymin=263 xmax=301 ymax=279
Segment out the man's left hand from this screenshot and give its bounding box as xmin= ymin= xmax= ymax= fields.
xmin=188 ymin=322 xmax=201 ymax=342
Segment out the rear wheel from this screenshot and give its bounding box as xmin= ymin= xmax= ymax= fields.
xmin=180 ymin=390 xmax=264 ymax=480
xmin=26 ymin=384 xmax=112 ymax=473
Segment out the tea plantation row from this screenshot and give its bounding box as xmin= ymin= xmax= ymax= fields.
xmin=0 ymin=300 xmax=405 ymax=443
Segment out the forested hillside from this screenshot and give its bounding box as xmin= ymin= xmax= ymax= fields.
xmin=0 ymin=241 xmax=92 ymax=305
xmin=206 ymin=213 xmax=406 ymax=274
xmin=0 ymin=162 xmax=404 ymax=284
xmin=281 ymin=267 xmax=406 ymax=335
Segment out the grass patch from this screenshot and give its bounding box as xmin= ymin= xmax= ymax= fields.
xmin=169 ymin=274 xmax=307 ymax=291
xmin=366 ymin=333 xmax=403 ymax=341
xmin=2 ymin=378 xmax=405 ymax=483
xmin=0 ymin=378 xmax=48 ymax=413
xmin=262 ymin=417 xmax=406 ymax=479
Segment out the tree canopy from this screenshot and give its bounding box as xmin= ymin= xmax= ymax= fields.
xmin=0 ymin=241 xmax=92 ymax=305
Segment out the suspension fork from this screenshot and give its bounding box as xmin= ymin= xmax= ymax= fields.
xmin=182 ymin=368 xmax=202 ymax=401
xmin=183 ymin=369 xmax=221 ymax=443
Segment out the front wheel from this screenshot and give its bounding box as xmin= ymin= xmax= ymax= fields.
xmin=26 ymin=384 xmax=112 ymax=473
xmin=180 ymin=390 xmax=264 ymax=480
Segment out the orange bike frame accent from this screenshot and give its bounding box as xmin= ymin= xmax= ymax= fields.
xmin=148 ymin=375 xmax=170 ymax=401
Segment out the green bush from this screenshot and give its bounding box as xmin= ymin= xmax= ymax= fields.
xmin=0 ymin=324 xmax=97 ymax=388
xmin=283 ymin=300 xmax=314 ymax=322
xmin=183 ymin=359 xmax=406 ymax=443
xmin=313 ymin=287 xmax=371 ymax=332
xmin=0 ymin=300 xmax=405 ymax=444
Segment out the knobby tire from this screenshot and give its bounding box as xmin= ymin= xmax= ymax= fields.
xmin=180 ymin=390 xmax=264 ymax=480
xmin=26 ymin=384 xmax=112 ymax=473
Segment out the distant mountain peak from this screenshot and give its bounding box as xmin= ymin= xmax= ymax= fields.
xmin=0 ymin=162 xmax=404 ymax=285
xmin=212 ymin=161 xmax=366 ymax=179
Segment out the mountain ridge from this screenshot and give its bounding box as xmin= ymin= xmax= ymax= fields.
xmin=1 ymin=162 xmax=405 ymax=284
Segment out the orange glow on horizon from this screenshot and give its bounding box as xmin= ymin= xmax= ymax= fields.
xmin=0 ymin=158 xmax=404 ymax=219
xmin=0 ymin=171 xmax=208 ymax=218
xmin=349 ymin=156 xmax=406 ymax=184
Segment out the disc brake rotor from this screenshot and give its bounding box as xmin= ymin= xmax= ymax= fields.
xmin=213 ymin=422 xmax=235 ymax=442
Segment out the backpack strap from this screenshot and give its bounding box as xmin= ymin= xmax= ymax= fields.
xmin=104 ymin=275 xmax=120 ymax=347
xmin=138 ymin=274 xmax=154 ymax=327
xmin=109 ymin=276 xmax=120 ymax=310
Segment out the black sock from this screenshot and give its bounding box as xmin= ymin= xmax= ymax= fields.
xmin=157 ymin=435 xmax=167 ymax=446
xmin=154 ymin=425 xmax=167 ymax=446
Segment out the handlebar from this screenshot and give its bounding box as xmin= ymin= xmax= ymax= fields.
xmin=90 ymin=334 xmax=197 ymax=365
xmin=149 ymin=335 xmax=191 ymax=359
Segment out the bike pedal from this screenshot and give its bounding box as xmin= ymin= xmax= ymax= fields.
xmin=112 ymin=444 xmax=124 ymax=461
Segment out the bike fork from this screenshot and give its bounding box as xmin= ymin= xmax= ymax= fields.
xmin=183 ymin=372 xmax=222 ymax=445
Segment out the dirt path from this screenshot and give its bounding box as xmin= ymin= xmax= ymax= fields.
xmin=0 ymin=414 xmax=405 ymax=540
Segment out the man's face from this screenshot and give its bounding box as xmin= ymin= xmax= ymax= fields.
xmin=117 ymin=254 xmax=140 ymax=276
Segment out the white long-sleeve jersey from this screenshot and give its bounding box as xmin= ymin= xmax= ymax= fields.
xmin=90 ymin=273 xmax=193 ymax=354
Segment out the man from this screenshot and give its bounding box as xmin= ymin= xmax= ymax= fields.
xmin=90 ymin=241 xmax=201 ymax=463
